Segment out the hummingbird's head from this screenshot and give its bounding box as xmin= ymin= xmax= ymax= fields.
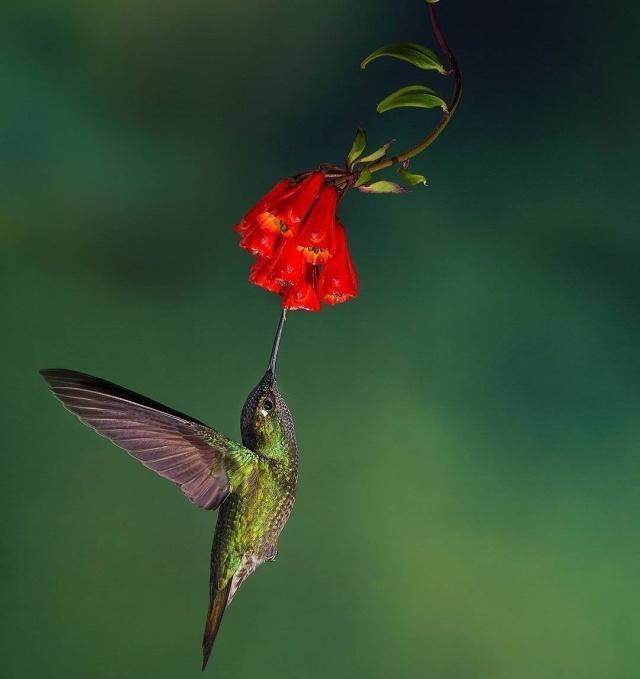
xmin=240 ymin=311 xmax=296 ymax=454
xmin=241 ymin=368 xmax=294 ymax=452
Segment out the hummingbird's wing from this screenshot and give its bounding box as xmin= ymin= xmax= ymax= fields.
xmin=40 ymin=369 xmax=257 ymax=510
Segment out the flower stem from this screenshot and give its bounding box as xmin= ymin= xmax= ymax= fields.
xmin=367 ymin=3 xmax=462 ymax=174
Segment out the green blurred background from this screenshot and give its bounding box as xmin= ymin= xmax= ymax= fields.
xmin=2 ymin=1 xmax=639 ymax=677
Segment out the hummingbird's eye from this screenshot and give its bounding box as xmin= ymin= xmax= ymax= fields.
xmin=263 ymin=397 xmax=274 ymax=412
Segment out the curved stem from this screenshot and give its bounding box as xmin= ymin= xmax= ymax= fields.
xmin=367 ymin=3 xmax=462 ymax=174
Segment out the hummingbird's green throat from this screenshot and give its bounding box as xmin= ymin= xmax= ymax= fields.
xmin=40 ymin=309 xmax=299 ymax=670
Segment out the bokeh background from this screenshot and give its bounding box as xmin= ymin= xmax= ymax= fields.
xmin=2 ymin=1 xmax=639 ymax=677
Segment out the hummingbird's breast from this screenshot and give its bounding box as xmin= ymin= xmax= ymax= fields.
xmin=211 ymin=450 xmax=298 ymax=597
xmin=247 ymin=454 xmax=298 ymax=553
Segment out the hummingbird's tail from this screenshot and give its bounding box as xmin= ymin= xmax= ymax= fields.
xmin=202 ymin=579 xmax=232 ymax=671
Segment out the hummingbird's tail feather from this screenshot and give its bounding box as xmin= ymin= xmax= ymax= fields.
xmin=202 ymin=579 xmax=232 ymax=671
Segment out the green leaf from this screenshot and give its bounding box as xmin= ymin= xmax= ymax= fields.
xmin=360 ymin=42 xmax=445 ymax=74
xmin=354 ymin=168 xmax=372 ymax=187
xmin=398 ymin=167 xmax=428 ymax=186
xmin=346 ymin=128 xmax=367 ymax=168
xmin=354 ymin=143 xmax=392 ymax=166
xmin=377 ymin=85 xmax=448 ymax=114
xmin=358 ymin=180 xmax=408 ymax=194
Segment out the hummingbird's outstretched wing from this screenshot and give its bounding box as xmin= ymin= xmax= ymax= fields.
xmin=40 ymin=369 xmax=257 ymax=510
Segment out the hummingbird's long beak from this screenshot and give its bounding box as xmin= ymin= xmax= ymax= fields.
xmin=268 ymin=309 xmax=287 ymax=378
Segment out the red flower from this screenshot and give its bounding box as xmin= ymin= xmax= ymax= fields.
xmin=317 ymin=222 xmax=358 ymax=305
xmin=269 ymin=239 xmax=306 ymax=286
xmin=295 ymin=185 xmax=337 ymax=264
xmin=239 ymin=225 xmax=279 ymax=258
xmin=233 ymin=179 xmax=292 ymax=236
xmin=248 ymin=257 xmax=281 ymax=294
xmin=234 ymin=170 xmax=358 ymax=311
xmin=282 ymin=276 xmax=321 ymax=312
xmin=256 ymin=172 xmax=324 ymax=239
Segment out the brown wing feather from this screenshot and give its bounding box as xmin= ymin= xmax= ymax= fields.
xmin=40 ymin=369 xmax=234 ymax=510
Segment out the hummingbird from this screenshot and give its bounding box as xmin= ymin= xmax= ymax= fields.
xmin=40 ymin=310 xmax=298 ymax=670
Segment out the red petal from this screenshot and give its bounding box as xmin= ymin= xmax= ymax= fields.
xmin=233 ymin=220 xmax=251 ymax=235
xmin=317 ymin=222 xmax=358 ymax=305
xmin=296 ymin=185 xmax=338 ymax=263
xmin=249 ymin=257 xmax=282 ymax=294
xmin=297 ymin=185 xmax=337 ymax=248
xmin=269 ymin=239 xmax=307 ymax=285
xmin=240 ymin=225 xmax=280 ymax=258
xmin=263 ymin=172 xmax=325 ymax=239
xmin=234 ymin=179 xmax=293 ymax=235
xmin=282 ymin=278 xmax=321 ymax=312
